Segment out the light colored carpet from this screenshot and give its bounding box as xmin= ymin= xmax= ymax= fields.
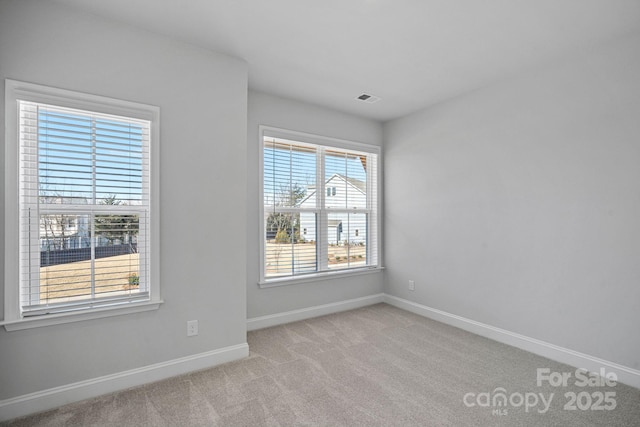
xmin=4 ymin=303 xmax=640 ymax=426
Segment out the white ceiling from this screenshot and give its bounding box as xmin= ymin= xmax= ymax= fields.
xmin=54 ymin=0 xmax=640 ymax=121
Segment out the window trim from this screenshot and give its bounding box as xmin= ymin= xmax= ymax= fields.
xmin=3 ymin=79 xmax=161 ymax=330
xmin=258 ymin=125 xmax=382 ymax=287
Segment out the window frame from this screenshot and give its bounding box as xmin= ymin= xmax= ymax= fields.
xmin=3 ymin=79 xmax=161 ymax=331
xmin=258 ymin=125 xmax=382 ymax=287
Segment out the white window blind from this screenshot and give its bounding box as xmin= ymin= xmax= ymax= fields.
xmin=18 ymin=101 xmax=151 ymax=316
xmin=261 ymin=129 xmax=379 ymax=283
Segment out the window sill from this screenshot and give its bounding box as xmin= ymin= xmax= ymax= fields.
xmin=1 ymin=300 xmax=163 ymax=331
xmin=259 ymin=266 xmax=384 ymax=288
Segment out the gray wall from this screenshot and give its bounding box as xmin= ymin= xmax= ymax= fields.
xmin=247 ymin=90 xmax=384 ymax=318
xmin=384 ymin=32 xmax=640 ymax=370
xmin=2 ymin=0 xmax=639 ymax=406
xmin=0 ymin=0 xmax=248 ymax=399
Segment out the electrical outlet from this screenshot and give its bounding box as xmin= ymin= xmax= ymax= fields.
xmin=409 ymin=280 xmax=415 ymax=291
xmin=187 ymin=320 xmax=198 ymax=337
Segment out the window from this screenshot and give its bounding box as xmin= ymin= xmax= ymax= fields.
xmin=260 ymin=126 xmax=380 ymax=284
xmin=3 ymin=80 xmax=160 ymax=329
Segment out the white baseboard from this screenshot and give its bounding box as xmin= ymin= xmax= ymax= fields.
xmin=247 ymin=293 xmax=385 ymax=331
xmin=6 ymin=293 xmax=638 ymax=422
xmin=384 ymin=294 xmax=640 ymax=390
xmin=0 ymin=343 xmax=249 ymax=422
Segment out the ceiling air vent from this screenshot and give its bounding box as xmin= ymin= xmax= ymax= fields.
xmin=356 ymin=93 xmax=381 ymax=104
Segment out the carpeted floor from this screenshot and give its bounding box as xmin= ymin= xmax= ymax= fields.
xmin=4 ymin=303 xmax=640 ymax=426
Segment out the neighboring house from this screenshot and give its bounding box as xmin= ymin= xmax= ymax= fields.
xmin=39 ymin=196 xmax=91 ymax=250
xmin=40 ymin=215 xmax=91 ymax=250
xmin=39 ymin=196 xmax=137 ymax=251
xmin=299 ymin=174 xmax=367 ymax=245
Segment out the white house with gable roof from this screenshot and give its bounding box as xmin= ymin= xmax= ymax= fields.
xmin=299 ymin=174 xmax=367 ymax=245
